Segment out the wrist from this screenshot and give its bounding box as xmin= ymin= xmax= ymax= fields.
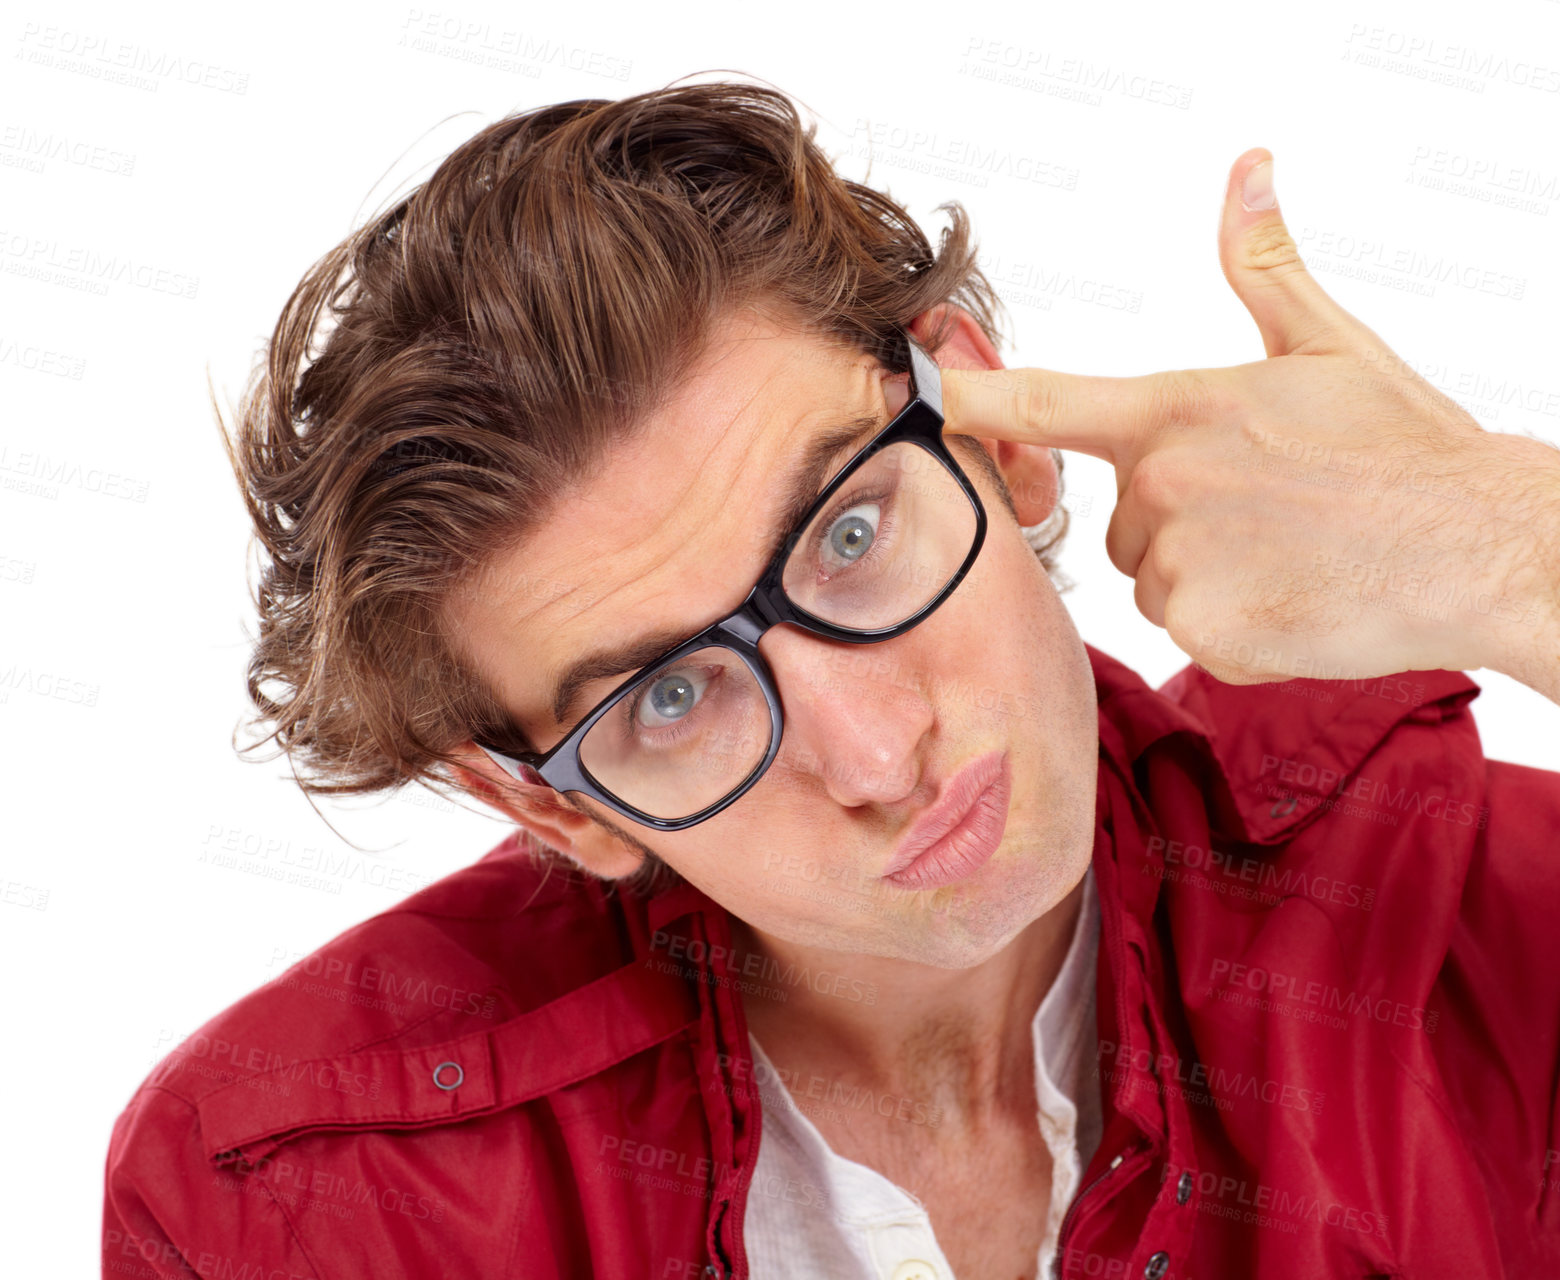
xmin=1469 ymin=431 xmax=1560 ymax=699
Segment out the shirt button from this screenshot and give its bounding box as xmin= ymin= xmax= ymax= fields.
xmin=891 ymin=1262 xmax=939 ymax=1280
xmin=1144 ymin=1251 xmax=1170 ymax=1279
xmin=1176 ymin=1171 xmax=1193 ymax=1205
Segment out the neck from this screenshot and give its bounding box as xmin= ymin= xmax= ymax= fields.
xmin=727 ymin=875 xmax=1088 ymax=1135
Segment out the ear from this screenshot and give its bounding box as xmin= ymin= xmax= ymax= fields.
xmin=445 ymin=740 xmax=647 ymax=880
xmin=906 ymin=305 xmax=1058 ymax=525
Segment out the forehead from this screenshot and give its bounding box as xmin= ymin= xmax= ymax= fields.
xmin=445 ymin=312 xmax=885 ymax=740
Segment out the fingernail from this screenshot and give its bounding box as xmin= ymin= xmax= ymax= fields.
xmin=1242 ymin=159 xmax=1276 ymax=212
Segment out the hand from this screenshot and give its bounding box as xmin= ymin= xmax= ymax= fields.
xmin=941 ymin=148 xmax=1560 ymax=694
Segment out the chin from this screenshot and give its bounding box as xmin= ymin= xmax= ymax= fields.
xmin=877 ymin=839 xmax=1090 ymax=969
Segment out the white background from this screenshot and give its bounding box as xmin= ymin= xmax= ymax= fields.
xmin=3 ymin=0 xmax=1558 ymax=1269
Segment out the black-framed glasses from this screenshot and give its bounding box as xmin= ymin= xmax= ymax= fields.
xmin=473 ymin=334 xmax=987 ymax=830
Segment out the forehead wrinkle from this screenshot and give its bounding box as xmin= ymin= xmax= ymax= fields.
xmin=472 ymin=335 xmax=884 ymax=740
xmin=542 ymin=428 xmax=888 ymax=728
xmin=542 ymin=378 xmax=886 ymax=729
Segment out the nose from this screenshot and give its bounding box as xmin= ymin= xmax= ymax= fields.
xmin=756 ymin=624 xmax=934 ymax=808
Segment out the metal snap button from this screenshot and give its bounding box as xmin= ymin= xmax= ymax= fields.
xmin=432 ymin=1060 xmax=464 ymax=1090
xmin=1144 ymin=1250 xmax=1170 ymax=1279
xmin=1269 ymin=795 xmax=1298 ymax=818
xmin=1176 ymin=1170 xmax=1193 ymax=1205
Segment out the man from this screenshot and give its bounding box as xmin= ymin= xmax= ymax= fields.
xmin=103 ymin=81 xmax=1560 ymax=1279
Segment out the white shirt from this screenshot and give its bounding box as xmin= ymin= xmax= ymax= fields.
xmin=742 ymin=865 xmax=1102 ymax=1280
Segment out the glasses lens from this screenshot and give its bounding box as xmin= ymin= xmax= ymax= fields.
xmin=578 ymin=441 xmax=977 ymax=823
xmin=578 ymin=645 xmax=771 ymax=821
xmin=781 ymin=440 xmax=977 ymax=628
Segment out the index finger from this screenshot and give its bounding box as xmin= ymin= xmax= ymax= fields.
xmin=938 ymin=366 xmax=1199 ymax=467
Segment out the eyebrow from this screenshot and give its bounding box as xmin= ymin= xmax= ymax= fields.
xmin=547 ymin=411 xmax=884 ymax=727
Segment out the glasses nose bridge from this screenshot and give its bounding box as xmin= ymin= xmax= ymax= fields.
xmin=716 ymin=583 xmax=901 ymax=656
xmin=715 ymin=593 xmax=779 ymax=650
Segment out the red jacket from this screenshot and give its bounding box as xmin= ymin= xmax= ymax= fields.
xmin=103 ymin=645 xmax=1560 ymax=1279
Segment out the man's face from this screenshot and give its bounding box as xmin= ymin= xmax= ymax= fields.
xmin=447 ymin=307 xmax=1099 ymax=968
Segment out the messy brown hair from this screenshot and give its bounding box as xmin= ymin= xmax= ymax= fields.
xmin=219 ymin=76 xmax=1070 ymax=894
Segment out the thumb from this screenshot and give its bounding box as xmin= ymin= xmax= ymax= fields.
xmin=1218 ymin=148 xmax=1364 ymax=358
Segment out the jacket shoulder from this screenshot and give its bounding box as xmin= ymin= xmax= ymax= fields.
xmin=133 ymin=831 xmax=636 ymax=1114
xmin=103 ymin=1080 xmax=322 ymax=1278
xmin=103 ymin=831 xmax=703 ymax=1276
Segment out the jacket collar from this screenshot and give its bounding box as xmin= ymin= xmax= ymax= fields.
xmin=199 ymin=645 xmax=1481 ymax=1167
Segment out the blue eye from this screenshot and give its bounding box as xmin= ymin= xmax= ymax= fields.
xmin=634 ymin=667 xmax=713 ymax=729
xmin=829 ymin=505 xmax=879 ymax=564
xmin=819 ymin=501 xmax=881 ymax=571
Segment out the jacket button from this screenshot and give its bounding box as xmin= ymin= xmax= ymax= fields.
xmin=890 ymin=1262 xmax=939 ymax=1280
xmin=1144 ymin=1251 xmax=1170 ymax=1279
xmin=432 ymin=1060 xmax=464 ymax=1090
xmin=1176 ymin=1171 xmax=1193 ymax=1204
xmin=1269 ymin=796 xmax=1298 ymax=818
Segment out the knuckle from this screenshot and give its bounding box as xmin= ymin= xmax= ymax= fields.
xmin=1133 ymin=572 xmax=1165 ymax=628
xmin=1017 ymin=371 xmax=1061 ymax=435
xmin=1128 ymin=451 xmax=1178 ymax=514
xmin=1148 ymin=528 xmax=1186 ymax=581
xmin=1102 ymin=509 xmax=1136 ymax=577
xmin=1145 ymin=369 xmax=1212 ymax=431
xmin=1243 ymin=220 xmax=1304 ymax=275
